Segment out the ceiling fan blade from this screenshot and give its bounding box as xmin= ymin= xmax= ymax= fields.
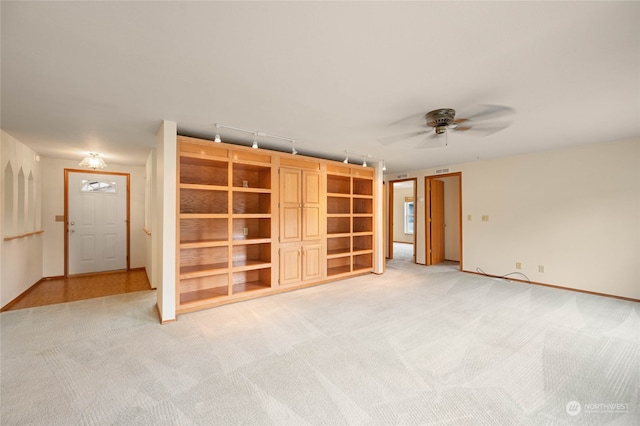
xmin=388 ymin=111 xmax=428 ymax=127
xmin=460 ymin=122 xmax=512 ymax=136
xmin=378 ymin=130 xmax=430 ymax=145
xmin=417 ymin=134 xmax=446 ymax=149
xmin=460 ymin=104 xmax=515 ymax=122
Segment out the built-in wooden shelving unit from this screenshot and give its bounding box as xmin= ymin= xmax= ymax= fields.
xmin=326 ymin=164 xmax=374 ymax=277
xmin=176 ymin=135 xmax=375 ymax=316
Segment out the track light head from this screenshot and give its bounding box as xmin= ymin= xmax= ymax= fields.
xmin=214 ymin=123 xmax=221 ymax=142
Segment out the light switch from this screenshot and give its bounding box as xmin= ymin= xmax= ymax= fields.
xmin=467 ymin=215 xmax=472 ymax=221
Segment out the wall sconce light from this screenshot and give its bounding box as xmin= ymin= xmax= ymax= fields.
xmin=252 ymin=133 xmax=259 ymax=149
xmin=291 ymin=140 xmax=298 ymax=155
xmin=79 ymin=153 xmax=107 ymax=170
xmin=343 ymin=151 xmax=349 ymax=164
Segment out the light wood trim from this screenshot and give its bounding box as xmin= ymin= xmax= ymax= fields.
xmin=463 ymin=270 xmax=640 ymax=303
xmin=388 ymin=178 xmax=417 ymax=261
xmin=176 ymin=271 xmax=373 ymax=315
xmin=0 ymin=277 xmax=44 ymax=312
xmin=425 ymin=172 xmax=462 ymax=270
xmin=3 ymin=230 xmax=44 ymax=241
xmin=64 ymin=169 xmax=131 ymax=277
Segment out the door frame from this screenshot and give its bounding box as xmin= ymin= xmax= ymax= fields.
xmin=425 ymin=172 xmax=462 ymax=269
xmin=387 ymin=178 xmax=417 ymax=261
xmin=64 ymin=169 xmax=131 ymax=277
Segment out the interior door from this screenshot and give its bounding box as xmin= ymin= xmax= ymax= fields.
xmin=429 ymin=179 xmax=445 ymax=265
xmin=279 ymin=244 xmax=302 ymax=285
xmin=67 ymin=172 xmax=128 ymax=275
xmin=279 ymin=168 xmax=302 ymax=242
xmin=302 ymin=242 xmax=322 ymax=281
xmin=302 ymin=170 xmax=321 ymax=241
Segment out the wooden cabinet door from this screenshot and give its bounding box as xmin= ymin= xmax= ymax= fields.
xmin=302 ymin=171 xmax=322 ymax=241
xmin=302 ymin=242 xmax=322 ymax=281
xmin=280 ymin=244 xmax=302 ymax=285
xmin=280 ymin=168 xmax=302 ymax=242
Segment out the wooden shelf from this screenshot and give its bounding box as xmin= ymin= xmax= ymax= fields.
xmin=327 ymin=174 xmax=350 ymax=194
xmin=232 ymin=269 xmax=271 ymax=294
xmin=232 ymin=162 xmax=271 ymax=189
xmin=180 ymin=263 xmax=229 ymax=279
xmin=327 ymin=265 xmax=351 ymax=276
xmin=180 ymin=238 xmax=229 ymax=248
xmin=231 ymin=237 xmax=272 ymax=245
xmin=181 ymin=188 xmax=228 ymax=214
xmin=180 ymin=287 xmax=228 ymax=305
xmin=180 ymin=156 xmax=228 ymax=186
xmin=176 ymin=136 xmax=377 ymax=316
xmin=325 ymin=167 xmax=374 ymax=278
xmin=178 ymin=137 xmax=274 ymax=310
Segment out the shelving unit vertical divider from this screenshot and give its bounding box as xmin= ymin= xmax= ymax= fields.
xmin=226 ymin=149 xmax=234 ymax=296
xmin=271 ymin=156 xmax=280 ymax=288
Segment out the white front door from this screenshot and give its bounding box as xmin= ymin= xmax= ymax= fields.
xmin=67 ymin=172 xmax=128 ymax=275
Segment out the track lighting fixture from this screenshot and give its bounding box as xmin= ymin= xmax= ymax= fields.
xmin=213 ymin=123 xmax=298 ymax=152
xmin=341 ymin=150 xmax=386 ymax=170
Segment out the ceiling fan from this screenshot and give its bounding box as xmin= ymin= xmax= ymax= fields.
xmin=380 ymin=105 xmax=514 ymax=148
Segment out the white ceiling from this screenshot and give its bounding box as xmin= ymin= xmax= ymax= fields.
xmin=2 ymin=1 xmax=639 ymax=173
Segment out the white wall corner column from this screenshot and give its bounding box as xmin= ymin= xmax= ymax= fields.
xmin=373 ymin=161 xmax=385 ymax=274
xmin=145 ymin=149 xmax=157 ymax=289
xmin=155 ymin=121 xmax=177 ymax=322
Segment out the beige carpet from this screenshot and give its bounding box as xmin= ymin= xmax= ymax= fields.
xmin=1 ymin=259 xmax=638 ymax=425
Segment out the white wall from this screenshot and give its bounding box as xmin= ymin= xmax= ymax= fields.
xmin=1 ymin=130 xmax=43 ymax=308
xmin=385 ymin=138 xmax=640 ymax=300
xmin=144 ymin=150 xmax=157 ymax=288
xmin=393 ymin=186 xmax=414 ymax=243
xmin=41 ymin=158 xmax=147 ymax=277
xmin=155 ymin=121 xmax=177 ymax=322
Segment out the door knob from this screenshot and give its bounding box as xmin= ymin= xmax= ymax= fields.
xmin=70 ymin=221 xmax=75 ymax=225
xmin=70 ymin=229 xmax=75 ymax=233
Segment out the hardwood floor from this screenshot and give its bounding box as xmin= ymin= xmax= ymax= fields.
xmin=2 ymin=269 xmax=153 ymax=311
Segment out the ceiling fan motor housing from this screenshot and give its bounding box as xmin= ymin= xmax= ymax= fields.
xmin=426 ymin=108 xmax=456 ymax=133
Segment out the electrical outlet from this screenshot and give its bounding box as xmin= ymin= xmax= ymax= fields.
xmin=467 ymin=215 xmax=472 ymax=221
xmin=538 ymin=265 xmax=544 ymax=273
xmin=516 ymin=262 xmax=522 ymax=270
xmin=243 ymin=227 xmax=249 ymax=236
xmin=482 ymin=215 xmax=489 ymax=222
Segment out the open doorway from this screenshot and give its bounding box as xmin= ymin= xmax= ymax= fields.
xmin=388 ymin=178 xmax=417 ymax=262
xmin=425 ymin=172 xmax=462 ymax=269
